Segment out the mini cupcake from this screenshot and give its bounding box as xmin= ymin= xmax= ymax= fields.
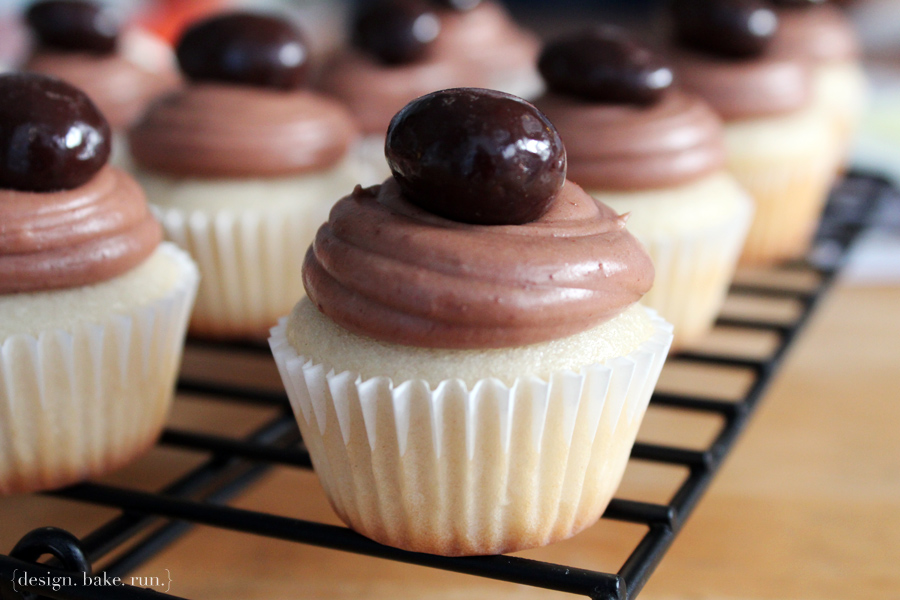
xmin=25 ymin=1 xmax=179 ymax=132
xmin=536 ymin=28 xmax=754 ymax=350
xmin=768 ymin=0 xmax=867 ymax=167
xmin=0 ymin=73 xmax=197 ymax=495
xmin=318 ymin=0 xmax=468 ymax=185
xmin=669 ymin=0 xmax=837 ymax=265
xmin=130 ymin=12 xmax=360 ymax=339
xmin=270 ymin=89 xmax=673 ymax=556
xmin=429 ymin=0 xmax=543 ymax=100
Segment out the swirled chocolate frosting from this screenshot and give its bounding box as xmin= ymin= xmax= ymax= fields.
xmin=538 ymin=90 xmax=726 ymax=190
xmin=432 ymin=1 xmax=540 ymax=80
xmin=27 ymin=52 xmax=179 ymax=129
xmin=318 ymin=50 xmax=466 ymax=136
xmin=303 ymin=178 xmax=654 ymax=349
xmin=768 ymin=4 xmax=861 ymax=63
xmin=0 ymin=166 xmax=162 ymax=294
xmin=669 ymin=48 xmax=812 ymax=120
xmin=129 ymin=84 xmax=358 ymax=178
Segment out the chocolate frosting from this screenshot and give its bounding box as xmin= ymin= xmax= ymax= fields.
xmin=432 ymin=1 xmax=540 ymax=82
xmin=0 ymin=166 xmax=162 ymax=294
xmin=318 ymin=50 xmax=467 ymax=136
xmin=318 ymin=1 xmax=539 ymax=136
xmin=26 ymin=51 xmax=179 ymax=129
xmin=303 ymin=178 xmax=654 ymax=349
xmin=669 ymin=47 xmax=813 ymax=120
xmin=537 ymin=89 xmax=726 ymax=191
xmin=129 ymin=84 xmax=358 ymax=178
xmin=769 ymin=5 xmax=861 ymax=63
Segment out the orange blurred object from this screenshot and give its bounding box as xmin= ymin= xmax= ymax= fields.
xmin=137 ymin=0 xmax=232 ymax=45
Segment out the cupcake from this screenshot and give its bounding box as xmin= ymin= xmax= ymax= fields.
xmin=768 ymin=0 xmax=867 ymax=167
xmin=130 ymin=12 xmax=360 ymax=339
xmin=669 ymin=0 xmax=838 ymax=265
xmin=429 ymin=0 xmax=543 ymax=100
xmin=270 ymin=89 xmax=673 ymax=556
xmin=0 ymin=73 xmax=197 ymax=495
xmin=318 ymin=0 xmax=468 ymax=186
xmin=536 ymin=28 xmax=754 ymax=350
xmin=24 ymin=1 xmax=179 ymax=132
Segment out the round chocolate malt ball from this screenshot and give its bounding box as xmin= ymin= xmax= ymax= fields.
xmin=0 ymin=73 xmax=111 ymax=192
xmin=386 ymin=88 xmax=567 ymax=225
xmin=177 ymin=12 xmax=310 ymax=90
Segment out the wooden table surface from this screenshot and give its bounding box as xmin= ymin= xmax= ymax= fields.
xmin=1 ymin=282 xmax=898 ymax=600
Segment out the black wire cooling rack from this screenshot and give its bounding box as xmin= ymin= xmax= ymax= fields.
xmin=0 ymin=172 xmax=895 ymax=600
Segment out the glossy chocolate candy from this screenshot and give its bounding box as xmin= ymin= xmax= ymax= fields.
xmin=386 ymin=88 xmax=566 ymax=225
xmin=539 ymin=28 xmax=673 ymax=105
xmin=352 ymin=0 xmax=441 ymax=65
xmin=0 ymin=73 xmax=110 ymax=192
xmin=673 ymin=0 xmax=779 ymax=58
xmin=177 ymin=12 xmax=310 ymax=90
xmin=26 ymin=0 xmax=118 ymax=54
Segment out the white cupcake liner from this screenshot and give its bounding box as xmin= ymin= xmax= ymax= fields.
xmin=726 ymin=123 xmax=837 ymax=266
xmin=813 ymin=61 xmax=868 ymax=164
xmin=730 ymin=152 xmax=835 ymax=266
xmin=154 ymin=196 xmax=334 ymax=339
xmin=637 ymin=194 xmax=754 ymax=350
xmin=0 ymin=243 xmax=198 ymax=495
xmin=269 ymin=307 xmax=673 ymax=556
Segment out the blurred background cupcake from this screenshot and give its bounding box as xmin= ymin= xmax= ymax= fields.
xmin=130 ymin=11 xmax=360 ymax=339
xmin=767 ymin=0 xmax=867 ymax=171
xmin=536 ymin=27 xmax=754 ymax=350
xmin=23 ymin=0 xmax=180 ymax=151
xmin=317 ymin=0 xmax=468 ymax=185
xmin=428 ymin=0 xmax=542 ymax=99
xmin=0 ymin=73 xmax=197 ymax=495
xmin=667 ymin=0 xmax=837 ymax=266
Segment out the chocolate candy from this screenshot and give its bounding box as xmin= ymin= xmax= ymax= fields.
xmin=26 ymin=0 xmax=118 ymax=55
xmin=352 ymin=0 xmax=441 ymax=65
xmin=673 ymin=0 xmax=779 ymax=58
xmin=386 ymin=88 xmax=566 ymax=225
xmin=539 ymin=28 xmax=673 ymax=105
xmin=176 ymin=12 xmax=309 ymax=90
xmin=0 ymin=73 xmax=110 ymax=192
xmin=431 ymin=0 xmax=482 ymax=11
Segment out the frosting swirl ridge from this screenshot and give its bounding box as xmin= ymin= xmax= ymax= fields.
xmin=303 ymin=178 xmax=654 ymax=349
xmin=129 ymin=84 xmax=358 ymax=178
xmin=318 ymin=51 xmax=467 ymax=136
xmin=538 ymin=90 xmax=726 ymax=191
xmin=669 ymin=48 xmax=813 ymax=120
xmin=432 ymin=1 xmax=540 ymax=80
xmin=27 ymin=52 xmax=179 ymax=129
xmin=0 ymin=166 xmax=162 ymax=294
xmin=768 ymin=5 xmax=861 ymax=64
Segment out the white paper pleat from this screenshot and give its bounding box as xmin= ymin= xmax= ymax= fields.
xmin=154 ymin=197 xmax=330 ymax=339
xmin=728 ymin=135 xmax=837 ymax=266
xmin=0 ymin=244 xmax=198 ymax=495
xmin=639 ymin=194 xmax=754 ymax=349
xmin=269 ymin=308 xmax=673 ymax=556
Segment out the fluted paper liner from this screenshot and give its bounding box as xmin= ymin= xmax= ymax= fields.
xmin=639 ymin=194 xmax=754 ymax=350
xmin=153 ymin=197 xmax=332 ymax=339
xmin=0 ymin=243 xmax=198 ymax=495
xmin=269 ymin=308 xmax=673 ymax=556
xmin=726 ymin=120 xmax=838 ymax=266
